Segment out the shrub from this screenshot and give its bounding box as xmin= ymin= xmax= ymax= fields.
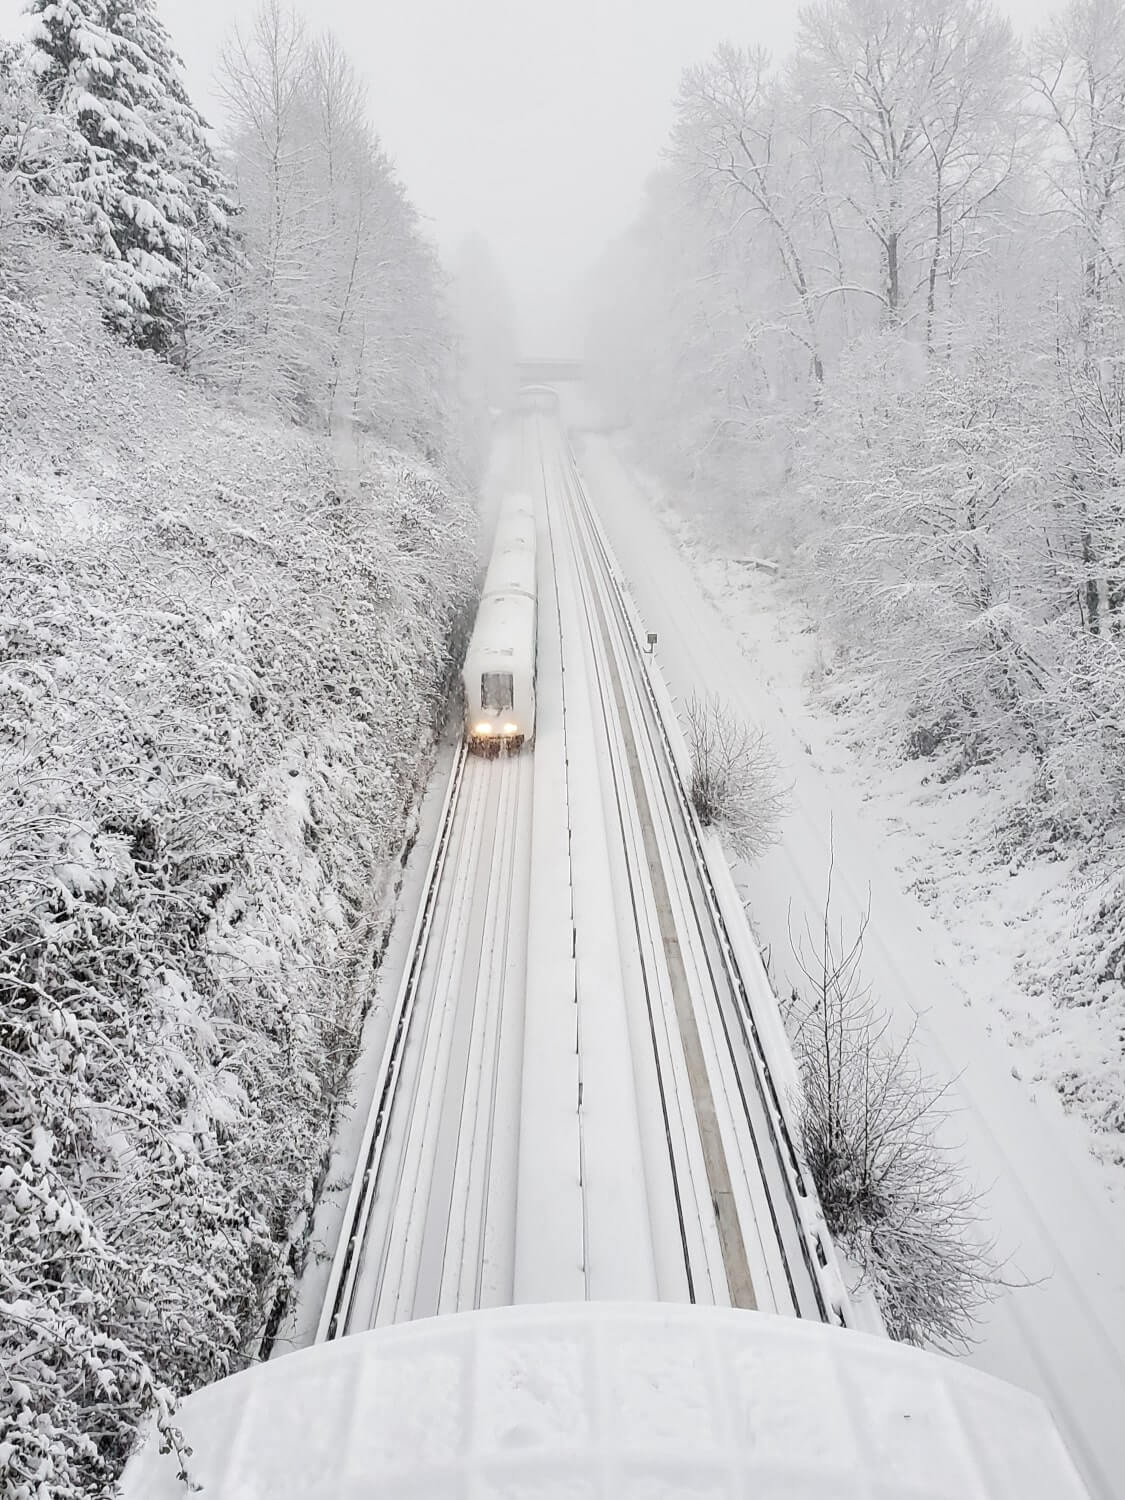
xmin=786 ymin=879 xmax=1003 ymax=1350
xmin=684 ymin=694 xmax=786 ymax=859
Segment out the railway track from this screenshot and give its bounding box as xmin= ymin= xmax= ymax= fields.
xmin=313 ymin=406 xmax=846 ymax=1344
xmin=316 ymin=746 xmax=532 ymax=1338
xmin=539 ymin=412 xmax=843 ymax=1320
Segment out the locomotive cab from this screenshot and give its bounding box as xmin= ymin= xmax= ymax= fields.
xmin=471 ymin=668 xmax=523 ymax=753
xmin=463 ymin=595 xmax=536 ymax=753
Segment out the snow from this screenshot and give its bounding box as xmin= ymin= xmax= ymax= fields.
xmin=120 ymin=1301 xmax=1091 ymax=1499
xmin=510 ymin=434 xmax=586 ymax=1303
xmin=568 ymin=415 xmax=1125 ymax=1500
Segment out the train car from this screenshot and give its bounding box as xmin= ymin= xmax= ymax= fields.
xmin=462 ymin=494 xmax=538 ymax=753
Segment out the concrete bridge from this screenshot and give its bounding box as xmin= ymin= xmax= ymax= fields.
xmin=516 ymin=357 xmax=585 ymax=385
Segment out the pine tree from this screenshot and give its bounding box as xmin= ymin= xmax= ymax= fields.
xmin=104 ymin=0 xmax=241 ymax=360
xmin=26 ymin=0 xmax=238 ymax=354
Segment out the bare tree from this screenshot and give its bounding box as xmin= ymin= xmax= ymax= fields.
xmin=674 ymin=46 xmax=828 ymax=385
xmin=1031 ymin=0 xmax=1125 ymax=322
xmin=786 ymin=875 xmax=1004 ymax=1349
xmin=684 ymin=693 xmax=787 ymax=857
xmin=211 ymin=3 xmax=454 ymax=456
xmin=796 ymin=0 xmax=1018 ymax=334
xmin=1031 ymin=0 xmax=1125 ymax=635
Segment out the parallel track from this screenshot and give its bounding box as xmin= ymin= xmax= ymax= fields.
xmin=541 ymin=414 xmax=838 ymax=1320
xmin=315 ymin=407 xmax=843 ymax=1344
xmin=315 ymin=746 xmax=533 ymax=1338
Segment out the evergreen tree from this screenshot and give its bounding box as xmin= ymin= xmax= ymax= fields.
xmin=104 ymin=0 xmax=241 ymax=359
xmin=26 ymin=0 xmax=238 ymax=354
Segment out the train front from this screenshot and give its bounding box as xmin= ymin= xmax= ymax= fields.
xmin=463 ymin=593 xmax=536 ymax=753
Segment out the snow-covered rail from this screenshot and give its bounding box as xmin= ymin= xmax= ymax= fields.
xmin=315 ymin=744 xmax=534 ymax=1338
xmin=313 ymin=409 xmax=845 ymax=1346
xmin=537 ymin=413 xmax=847 ymax=1323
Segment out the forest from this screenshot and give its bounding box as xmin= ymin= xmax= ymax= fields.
xmin=587 ymin=0 xmax=1125 ymax=1152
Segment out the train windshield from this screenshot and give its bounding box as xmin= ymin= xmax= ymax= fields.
xmin=481 ymin=672 xmax=514 ymax=714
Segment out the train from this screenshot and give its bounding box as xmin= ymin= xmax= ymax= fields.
xmin=462 ymin=492 xmax=538 ymax=753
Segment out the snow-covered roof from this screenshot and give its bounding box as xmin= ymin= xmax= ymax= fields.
xmin=121 ymin=1302 xmax=1089 ymax=1499
xmin=464 ymin=592 xmax=536 ymax=673
xmin=491 ymin=512 xmax=536 ymax=556
xmin=483 ymin=543 xmax=536 ymax=599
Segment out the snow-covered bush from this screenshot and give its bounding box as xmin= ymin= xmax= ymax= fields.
xmin=0 ymin=283 xmax=475 ymax=1493
xmin=786 ymin=897 xmax=1002 ymax=1350
xmin=684 ymin=694 xmax=786 ymax=859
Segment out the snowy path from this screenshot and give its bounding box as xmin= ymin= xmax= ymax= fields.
xmin=572 ymin=424 xmax=1125 ymax=1500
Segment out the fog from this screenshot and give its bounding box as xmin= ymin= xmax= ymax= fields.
xmin=1 ymin=0 xmax=1060 ymax=353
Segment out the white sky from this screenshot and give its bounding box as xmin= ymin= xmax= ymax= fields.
xmin=2 ymin=0 xmax=1061 ymax=352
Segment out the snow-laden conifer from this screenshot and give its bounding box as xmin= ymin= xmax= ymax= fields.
xmin=25 ymin=0 xmax=238 ymax=353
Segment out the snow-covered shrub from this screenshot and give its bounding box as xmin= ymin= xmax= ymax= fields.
xmin=0 ymin=283 xmax=475 ymax=1493
xmin=786 ymin=898 xmax=1002 ymax=1350
xmin=684 ymin=694 xmax=786 ymax=859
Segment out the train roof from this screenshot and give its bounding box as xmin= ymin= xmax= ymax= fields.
xmin=464 ymin=593 xmax=535 ymax=673
xmin=121 ymin=1302 xmax=1091 ymax=1499
xmin=483 ymin=549 xmax=535 ymax=600
xmin=492 ymin=515 xmax=535 ymax=551
xmin=499 ymin=490 xmax=536 ymax=513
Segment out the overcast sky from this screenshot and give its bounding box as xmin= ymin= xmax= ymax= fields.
xmin=2 ymin=0 xmax=1060 ymax=352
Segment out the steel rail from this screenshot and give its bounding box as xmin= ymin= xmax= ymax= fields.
xmin=558 ymin=427 xmax=838 ymax=1321
xmin=539 ymin=428 xmax=711 ymax=1302
xmin=315 ymin=739 xmax=469 ymax=1342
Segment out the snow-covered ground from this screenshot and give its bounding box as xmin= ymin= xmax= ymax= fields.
xmin=569 ymin=412 xmax=1125 ymax=1500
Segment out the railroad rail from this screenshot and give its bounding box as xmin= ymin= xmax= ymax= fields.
xmin=540 ymin=413 xmax=846 ymax=1321
xmin=314 ymin=410 xmax=847 ymax=1345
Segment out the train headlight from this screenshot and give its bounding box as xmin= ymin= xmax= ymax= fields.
xmin=502 ymin=723 xmax=518 ymax=734
xmin=474 ymin=722 xmax=492 ymax=735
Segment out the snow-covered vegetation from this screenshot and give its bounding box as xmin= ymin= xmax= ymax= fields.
xmin=785 ymin=893 xmax=1002 ymax=1350
xmin=0 ymin=1 xmax=486 ymax=1492
xmin=450 ymin=235 xmax=521 ymax=478
xmin=587 ymin=0 xmax=1125 ymax=1171
xmin=684 ymin=693 xmax=786 ymax=858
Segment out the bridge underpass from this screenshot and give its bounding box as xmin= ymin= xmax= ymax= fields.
xmin=517 ymin=357 xmax=585 ymax=384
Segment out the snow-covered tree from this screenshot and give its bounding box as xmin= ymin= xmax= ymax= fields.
xmin=0 ymin=39 xmax=72 ymax=283
xmin=673 ymin=46 xmax=830 ymax=386
xmin=585 ymin=0 xmax=1125 ymax=831
xmin=1031 ymin=0 xmax=1125 ymax=321
xmin=24 ymin=0 xmax=238 ymax=353
xmin=1030 ymin=1 xmax=1125 ymax=640
xmin=215 ymin=2 xmax=455 ymax=457
xmin=794 ymin=0 xmax=1019 ymax=332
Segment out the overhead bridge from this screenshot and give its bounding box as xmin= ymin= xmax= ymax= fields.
xmin=517 ymin=357 xmax=585 ymax=384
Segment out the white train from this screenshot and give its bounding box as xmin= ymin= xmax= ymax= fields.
xmin=462 ymin=494 xmax=537 ymax=753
